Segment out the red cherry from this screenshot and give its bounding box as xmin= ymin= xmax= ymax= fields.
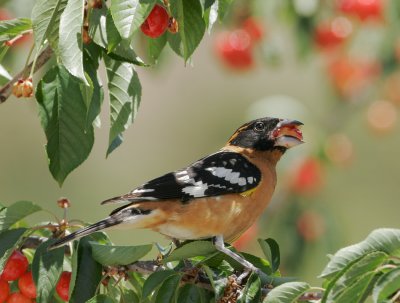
xmin=5 ymin=293 xmax=32 ymax=303
xmin=242 ymin=18 xmax=264 ymax=44
xmin=314 ymin=17 xmax=352 ymax=49
xmin=1 ymin=251 xmax=29 ymax=281
xmin=327 ymin=57 xmax=380 ymax=98
xmin=18 ymin=272 xmax=36 ymax=299
xmin=233 ymin=223 xmax=258 ymax=250
xmin=296 ymin=210 xmax=326 ymax=242
xmin=0 ymin=279 xmax=10 ymax=303
xmin=56 ymin=271 xmax=71 ymax=302
xmin=215 ymin=29 xmax=254 ymax=70
xmin=338 ymin=0 xmax=382 ymax=21
xmin=290 ymin=158 xmax=324 ymax=195
xmin=140 ymin=4 xmax=169 ymax=38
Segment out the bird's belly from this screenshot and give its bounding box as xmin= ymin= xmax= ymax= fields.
xmin=149 ymin=193 xmax=272 ymax=242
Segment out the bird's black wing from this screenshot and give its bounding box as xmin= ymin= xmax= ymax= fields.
xmin=102 ymin=151 xmax=262 ymax=205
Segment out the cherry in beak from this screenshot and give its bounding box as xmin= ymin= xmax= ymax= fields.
xmin=272 ymin=119 xmax=304 ymax=149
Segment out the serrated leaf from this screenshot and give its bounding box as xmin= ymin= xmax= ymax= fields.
xmin=36 ymin=66 xmax=94 ymax=185
xmin=320 ymin=228 xmax=400 ymax=279
xmin=164 ymin=240 xmax=217 ymax=262
xmin=0 ymin=201 xmax=41 ymax=231
xmin=86 ymin=294 xmax=117 ymax=303
xmin=142 ymin=270 xmax=177 ymax=298
xmin=32 ymin=239 xmax=64 ymax=302
xmin=263 ymin=282 xmax=312 ymax=303
xmin=258 ymin=238 xmax=280 ymax=273
xmin=170 ymin=0 xmax=206 ymax=60
xmin=31 ymin=0 xmax=67 ymax=55
xmin=155 ymin=274 xmax=181 ymax=303
xmin=324 ymin=251 xmax=387 ymax=303
xmin=110 ymin=0 xmax=156 ymax=39
xmin=238 ymin=272 xmax=261 ymax=303
xmin=103 ymin=55 xmax=141 ymax=156
xmin=147 ymin=33 xmax=167 ymax=63
xmin=90 ymin=243 xmax=152 ymax=266
xmin=70 ymin=236 xmax=103 ymax=303
xmin=59 ymin=0 xmax=87 ymax=83
xmin=178 ymin=284 xmax=202 ymax=303
xmin=373 ymin=267 xmax=400 ymax=302
xmin=0 ymin=18 xmax=32 ymax=42
xmin=0 ymin=228 xmax=27 ymax=272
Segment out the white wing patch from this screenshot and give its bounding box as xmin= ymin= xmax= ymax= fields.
xmin=182 ymin=181 xmax=209 ymax=197
xmin=206 ymin=167 xmax=247 ymax=186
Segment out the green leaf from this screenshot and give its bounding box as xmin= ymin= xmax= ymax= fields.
xmin=103 ymin=55 xmax=141 ymax=156
xmin=263 ymin=282 xmax=312 ymax=303
xmin=31 ymin=239 xmax=64 ymax=303
xmin=0 ymin=18 xmax=32 ymax=42
xmin=331 ymin=272 xmax=377 ymax=303
xmin=0 ymin=228 xmax=27 ymax=273
xmin=59 ymin=0 xmax=87 ymax=83
xmin=242 ymin=252 xmax=272 ymax=275
xmin=321 ymin=228 xmax=400 ymax=279
xmin=373 ymin=267 xmax=400 ymax=302
xmin=36 ymin=66 xmax=94 ymax=185
xmin=142 ymin=270 xmax=177 ymax=298
xmin=178 ymin=284 xmax=202 ymax=303
xmin=31 ymin=0 xmax=67 ymax=54
xmin=83 ymin=44 xmax=104 ymax=129
xmin=147 ymin=33 xmax=167 ymax=63
xmin=0 ymin=201 xmax=41 ymax=231
xmin=238 ymin=272 xmax=261 ymax=303
xmin=90 ymin=243 xmax=152 ymax=266
xmin=70 ymin=236 xmax=103 ymax=303
xmin=170 ymin=0 xmax=206 ymax=60
xmin=216 ymin=0 xmax=233 ymax=21
xmin=88 ymin=1 xmax=108 ymax=49
xmin=155 ymin=274 xmax=181 ymax=303
xmin=258 ymin=238 xmax=280 ymax=273
xmin=164 ymin=240 xmax=217 ymax=262
xmin=107 ymin=40 xmax=147 ymax=66
xmin=106 ymin=10 xmax=121 ymax=52
xmin=323 ymin=251 xmax=387 ymax=303
xmin=86 ymin=294 xmax=117 ymax=303
xmin=110 ymin=0 xmax=156 ymax=39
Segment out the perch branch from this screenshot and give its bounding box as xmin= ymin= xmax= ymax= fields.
xmin=0 ymin=45 xmax=53 ymax=104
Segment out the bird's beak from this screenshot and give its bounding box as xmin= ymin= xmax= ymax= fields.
xmin=272 ymin=119 xmax=304 ymax=149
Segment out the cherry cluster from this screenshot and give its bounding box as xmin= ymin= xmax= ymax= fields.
xmin=0 ymin=251 xmax=71 ymax=303
xmin=215 ymin=18 xmax=264 ymax=70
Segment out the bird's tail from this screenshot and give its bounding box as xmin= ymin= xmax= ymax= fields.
xmin=50 ymin=216 xmax=120 ymax=249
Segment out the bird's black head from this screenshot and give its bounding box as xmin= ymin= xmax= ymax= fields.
xmin=227 ymin=117 xmax=304 ymax=152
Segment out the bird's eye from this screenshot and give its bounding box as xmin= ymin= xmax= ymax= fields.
xmin=254 ymin=122 xmax=265 ymax=132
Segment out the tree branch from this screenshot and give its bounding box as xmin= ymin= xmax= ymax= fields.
xmin=0 ymin=45 xmax=53 ymax=104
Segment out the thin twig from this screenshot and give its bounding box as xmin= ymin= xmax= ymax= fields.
xmin=0 ymin=45 xmax=53 ymax=104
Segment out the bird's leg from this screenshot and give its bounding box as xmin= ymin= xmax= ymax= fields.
xmin=212 ymin=235 xmax=261 ymax=277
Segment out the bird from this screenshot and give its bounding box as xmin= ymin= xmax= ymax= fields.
xmin=50 ymin=117 xmax=303 ymax=273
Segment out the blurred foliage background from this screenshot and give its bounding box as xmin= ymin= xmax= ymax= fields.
xmin=1 ymin=0 xmax=400 ymax=285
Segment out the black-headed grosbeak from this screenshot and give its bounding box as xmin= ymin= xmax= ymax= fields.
xmin=51 ymin=117 xmax=303 ymax=273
